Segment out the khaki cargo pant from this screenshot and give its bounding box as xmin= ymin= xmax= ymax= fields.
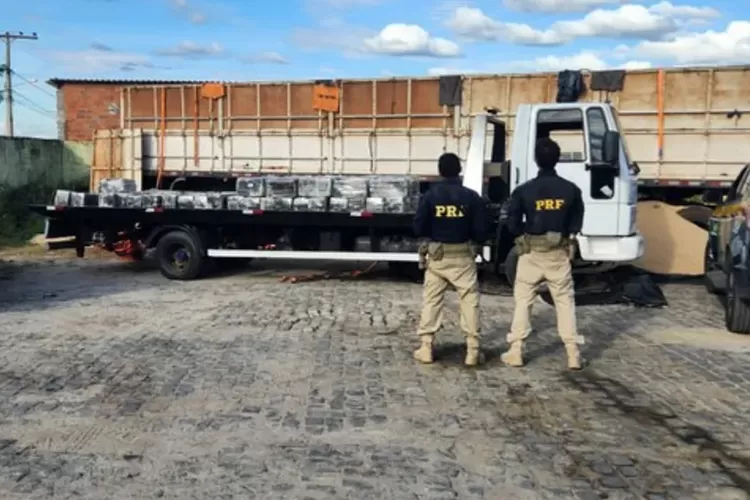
xmin=416 ymin=246 xmax=480 ymax=349
xmin=508 ymin=247 xmax=583 ymax=346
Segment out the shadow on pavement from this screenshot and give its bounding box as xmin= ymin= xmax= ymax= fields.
xmin=0 ymin=259 xmax=161 ymax=314
xmin=566 ymin=370 xmax=750 ymax=495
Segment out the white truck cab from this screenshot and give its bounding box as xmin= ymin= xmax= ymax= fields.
xmin=464 ymin=103 xmax=644 ymax=268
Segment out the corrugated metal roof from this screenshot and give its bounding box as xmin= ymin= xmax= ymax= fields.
xmin=46 ymin=78 xmax=220 ymax=88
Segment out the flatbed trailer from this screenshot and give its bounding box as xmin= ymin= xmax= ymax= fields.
xmin=30 ymin=204 xmax=494 ymax=280
xmin=32 ymin=102 xmax=645 ymax=280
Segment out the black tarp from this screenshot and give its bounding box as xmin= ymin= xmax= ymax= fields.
xmin=590 ymin=70 xmax=626 ymax=92
xmin=556 ymin=70 xmax=586 ymax=103
xmin=540 ymin=268 xmax=669 ymax=307
xmin=439 ymin=75 xmax=463 ymax=106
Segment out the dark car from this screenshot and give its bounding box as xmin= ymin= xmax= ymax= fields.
xmin=705 ymin=163 xmax=750 ymax=333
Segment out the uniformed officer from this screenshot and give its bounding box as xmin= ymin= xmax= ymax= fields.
xmin=502 ymin=137 xmax=585 ymax=370
xmin=412 ymin=152 xmax=489 ymax=366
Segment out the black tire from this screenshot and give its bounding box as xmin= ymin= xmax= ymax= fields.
xmin=704 ymin=241 xmax=719 ymax=294
xmin=156 ymin=231 xmax=205 ymax=280
xmin=504 ymin=247 xmax=519 ymax=286
xmin=725 ymin=269 xmax=750 ymax=334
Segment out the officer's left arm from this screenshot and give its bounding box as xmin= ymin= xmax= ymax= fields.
xmin=506 ymin=188 xmax=524 ymax=237
xmin=569 ymin=186 xmax=585 ymax=235
xmin=470 ymin=193 xmax=490 ymax=243
xmin=413 ymin=192 xmax=432 ymax=238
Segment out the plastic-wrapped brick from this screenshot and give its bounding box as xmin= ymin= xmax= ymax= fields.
xmin=293 ymin=197 xmax=328 ymax=212
xmin=176 ymin=192 xmax=226 ymax=210
xmin=365 ymin=197 xmax=385 ymax=213
xmin=227 ymin=195 xmax=262 ymax=211
xmin=140 ymin=191 xmax=178 ymax=209
xmin=118 ymin=193 xmax=143 ymax=209
xmin=328 ymin=197 xmax=348 ymax=213
xmin=297 ymin=176 xmax=333 ymax=197
xmin=260 ymin=197 xmax=293 ymax=211
xmin=265 ymin=176 xmax=298 ymax=197
xmin=348 ymin=196 xmax=367 ymax=212
xmin=54 ymin=190 xmax=71 ymax=206
xmin=367 ymin=175 xmax=419 ymax=199
xmin=99 ymin=194 xmax=119 ymax=208
xmin=236 ymin=177 xmax=266 ymax=197
xmin=329 ymin=196 xmax=367 ymax=212
xmin=98 ymin=178 xmax=137 ymax=194
xmin=70 ymin=192 xmax=99 ymax=207
xmin=332 ymin=176 xmax=368 ymax=198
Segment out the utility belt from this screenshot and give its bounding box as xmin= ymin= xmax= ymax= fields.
xmin=515 ymin=232 xmax=574 ymax=258
xmin=417 ymin=241 xmax=474 ymax=269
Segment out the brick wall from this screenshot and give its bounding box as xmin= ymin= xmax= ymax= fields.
xmin=58 ymin=84 xmax=122 ymax=141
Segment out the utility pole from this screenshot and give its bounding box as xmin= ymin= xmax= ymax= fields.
xmin=2 ymin=31 xmax=38 ymax=137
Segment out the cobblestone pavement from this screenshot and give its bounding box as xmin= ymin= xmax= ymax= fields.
xmin=0 ymin=257 xmax=749 ymax=499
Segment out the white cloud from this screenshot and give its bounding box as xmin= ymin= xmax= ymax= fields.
xmin=292 ymin=18 xmax=374 ymax=57
xmin=446 ymin=6 xmax=565 ymax=45
xmin=47 ymin=47 xmax=154 ymax=73
xmin=241 ymin=51 xmax=289 ymax=64
xmin=621 ymin=60 xmax=653 ymax=69
xmin=530 ymin=51 xmax=610 ymax=71
xmin=427 ymin=50 xmax=653 ymax=75
xmin=156 ymin=41 xmax=224 ymax=58
xmin=363 ymin=24 xmax=461 ymax=57
xmin=629 ymin=21 xmax=750 ymax=65
xmin=169 ymin=0 xmax=207 ymax=25
xmin=503 ymin=0 xmax=626 ymax=14
xmin=309 ymin=0 xmax=383 ymax=6
xmin=445 ymin=3 xmax=722 ymax=46
xmin=555 ymin=4 xmax=680 ymax=40
xmin=648 ymin=1 xmax=720 ymax=20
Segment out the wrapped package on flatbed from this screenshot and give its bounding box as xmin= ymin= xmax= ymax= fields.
xmin=99 ymin=193 xmax=120 ymax=208
xmin=366 ymin=195 xmax=419 ymax=214
xmin=54 ymin=190 xmax=71 ymax=206
xmin=141 ymin=190 xmax=178 ymax=209
xmin=98 ymin=178 xmax=137 ymax=194
xmin=70 ymin=192 xmax=99 ymax=207
xmin=236 ymin=177 xmax=266 ymax=197
xmin=260 ymin=197 xmax=293 ymax=211
xmin=332 ymin=176 xmax=368 ymax=198
xmin=367 ymin=175 xmax=420 ymax=199
xmin=293 ymin=197 xmax=328 ymax=212
xmin=227 ymin=195 xmax=262 ymax=211
xmin=118 ymin=193 xmax=144 ymax=208
xmin=177 ymin=192 xmax=226 ymax=210
xmin=265 ymin=176 xmax=298 ymax=197
xmin=297 ymin=176 xmax=333 ymax=198
xmin=328 ymin=196 xmax=366 ymax=213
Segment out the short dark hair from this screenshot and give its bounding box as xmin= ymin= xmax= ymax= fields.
xmin=438 ymin=152 xmax=462 ymax=178
xmin=535 ymin=138 xmax=561 ymax=170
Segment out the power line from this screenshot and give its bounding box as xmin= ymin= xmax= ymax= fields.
xmin=14 ymin=99 xmax=52 ymax=120
xmin=13 ymin=90 xmax=54 ymax=117
xmin=2 ymin=31 xmax=38 ymax=137
xmin=11 ymin=69 xmax=55 ymax=99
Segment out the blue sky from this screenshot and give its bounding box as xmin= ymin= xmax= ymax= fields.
xmin=3 ymin=0 xmax=748 ymax=138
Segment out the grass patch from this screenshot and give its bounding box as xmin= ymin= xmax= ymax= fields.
xmin=0 ymin=181 xmax=87 ymax=247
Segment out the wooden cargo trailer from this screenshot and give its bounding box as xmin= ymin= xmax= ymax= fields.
xmin=90 ymin=65 xmax=750 ymax=201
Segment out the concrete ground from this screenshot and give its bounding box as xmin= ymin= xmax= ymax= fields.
xmin=0 ymin=251 xmax=749 ymax=500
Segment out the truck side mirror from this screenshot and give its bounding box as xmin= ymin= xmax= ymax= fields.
xmin=603 ymin=131 xmax=620 ymax=166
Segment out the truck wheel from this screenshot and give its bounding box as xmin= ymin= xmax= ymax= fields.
xmin=704 ymin=241 xmax=719 ymax=294
xmin=725 ymin=269 xmax=750 ymax=334
xmin=504 ymin=247 xmax=519 ymax=286
xmin=156 ymin=231 xmax=205 ymax=280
